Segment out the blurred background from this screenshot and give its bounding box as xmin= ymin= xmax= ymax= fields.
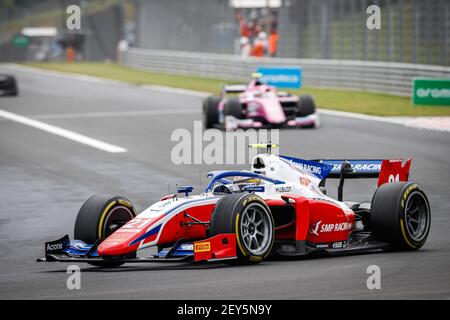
xmin=1 ymin=0 xmax=449 ymax=65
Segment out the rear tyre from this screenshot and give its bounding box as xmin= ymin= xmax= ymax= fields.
xmin=203 ymin=96 xmax=220 ymax=129
xmin=224 ymin=98 xmax=243 ymax=119
xmin=0 ymin=75 xmax=18 ymax=96
xmin=10 ymin=77 xmax=18 ymax=96
xmin=209 ymin=193 xmax=274 ymax=264
xmin=371 ymin=182 xmax=431 ymax=251
xmin=74 ymin=194 xmax=137 ymax=267
xmin=297 ymin=95 xmax=316 ymax=117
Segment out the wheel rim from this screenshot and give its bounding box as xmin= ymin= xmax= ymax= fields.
xmin=404 ymin=191 xmax=430 ymax=242
xmin=103 ymin=205 xmax=134 ymax=238
xmin=240 ymin=203 xmax=273 ymax=255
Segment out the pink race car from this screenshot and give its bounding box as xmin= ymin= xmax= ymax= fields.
xmin=203 ymin=74 xmax=319 ymax=130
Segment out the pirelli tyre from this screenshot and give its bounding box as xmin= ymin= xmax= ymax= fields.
xmin=297 ymin=95 xmax=316 ymax=117
xmin=203 ymin=96 xmax=221 ymax=129
xmin=371 ymin=182 xmax=431 ymax=251
xmin=74 ymin=194 xmax=137 ymax=267
xmin=209 ymin=193 xmax=274 ymax=264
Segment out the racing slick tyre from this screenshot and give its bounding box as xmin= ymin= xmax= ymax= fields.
xmin=209 ymin=193 xmax=274 ymax=264
xmin=371 ymin=182 xmax=431 ymax=251
xmin=0 ymin=75 xmax=18 ymax=96
xmin=297 ymin=95 xmax=316 ymax=117
xmin=74 ymin=194 xmax=137 ymax=267
xmin=224 ymin=98 xmax=243 ymax=119
xmin=203 ymin=96 xmax=220 ymax=129
xmin=9 ymin=76 xmax=18 ymax=96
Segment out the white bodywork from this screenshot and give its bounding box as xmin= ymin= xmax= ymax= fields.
xmin=130 ymin=154 xmax=351 ymax=250
xmin=248 ymin=154 xmax=350 ymax=211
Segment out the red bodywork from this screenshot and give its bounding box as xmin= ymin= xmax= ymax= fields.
xmin=192 ymin=197 xmax=354 ymax=260
xmin=194 ymin=234 xmax=236 ymax=262
xmin=269 ymin=196 xmax=354 ymax=244
xmin=98 ymin=196 xmax=355 ymax=260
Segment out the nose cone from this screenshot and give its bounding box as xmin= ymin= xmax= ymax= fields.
xmin=258 ymin=98 xmax=286 ymax=123
xmin=97 ymin=231 xmax=139 ymax=256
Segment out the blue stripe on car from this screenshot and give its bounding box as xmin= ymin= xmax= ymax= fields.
xmin=129 ymin=224 xmax=162 ymax=246
xmin=128 ymin=197 xmax=217 ymax=246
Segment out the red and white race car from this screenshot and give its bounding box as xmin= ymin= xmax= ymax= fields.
xmin=203 ymin=74 xmax=319 ymax=130
xmin=39 ymin=145 xmax=430 ymax=267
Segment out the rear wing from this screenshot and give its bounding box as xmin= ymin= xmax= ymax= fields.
xmin=315 ymin=158 xmax=412 ymax=201
xmin=222 ymin=84 xmax=247 ymax=94
xmin=280 ymin=155 xmax=412 ymax=200
xmin=320 ymin=159 xmax=383 ymax=178
xmin=317 ymin=159 xmax=411 ymax=182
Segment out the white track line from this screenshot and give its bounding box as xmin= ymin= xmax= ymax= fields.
xmin=318 ymin=109 xmax=450 ymax=132
xmin=0 ymin=109 xmax=127 ymax=153
xmin=318 ymin=109 xmax=404 ymax=124
xmin=141 ymin=84 xmax=209 ymax=98
xmin=5 ymin=64 xmax=209 ymax=98
xmin=29 ymin=108 xmax=199 ymax=120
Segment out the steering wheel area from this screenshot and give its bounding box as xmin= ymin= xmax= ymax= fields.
xmin=212 ymin=184 xmax=233 ymax=194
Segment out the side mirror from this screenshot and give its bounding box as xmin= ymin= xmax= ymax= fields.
xmin=177 ymin=186 xmax=194 ymax=197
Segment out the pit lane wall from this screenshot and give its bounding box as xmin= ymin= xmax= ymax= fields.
xmin=119 ymin=48 xmax=450 ymax=97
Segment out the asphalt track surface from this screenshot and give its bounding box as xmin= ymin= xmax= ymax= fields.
xmin=0 ymin=65 xmax=449 ymax=300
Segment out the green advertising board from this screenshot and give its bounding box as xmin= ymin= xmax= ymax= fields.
xmin=413 ymin=78 xmax=450 ymax=106
xmin=12 ymin=35 xmax=30 ymax=48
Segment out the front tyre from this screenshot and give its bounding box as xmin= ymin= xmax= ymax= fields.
xmin=371 ymin=182 xmax=431 ymax=251
xmin=74 ymin=194 xmax=137 ymax=267
xmin=297 ymin=94 xmax=316 ymax=117
xmin=209 ymin=193 xmax=274 ymax=264
xmin=203 ymin=96 xmax=220 ymax=129
xmin=224 ymin=98 xmax=243 ymax=119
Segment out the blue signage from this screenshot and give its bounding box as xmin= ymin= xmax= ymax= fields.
xmin=280 ymin=155 xmax=332 ymax=180
xmin=321 ymin=160 xmax=383 ymax=175
xmin=257 ymin=67 xmax=302 ymax=89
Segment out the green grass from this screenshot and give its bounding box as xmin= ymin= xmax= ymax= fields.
xmin=24 ymin=62 xmax=450 ymax=116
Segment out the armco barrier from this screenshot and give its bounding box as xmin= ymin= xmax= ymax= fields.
xmin=120 ymin=48 xmax=450 ymax=97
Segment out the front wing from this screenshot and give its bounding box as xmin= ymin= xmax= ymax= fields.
xmin=37 ymin=234 xmax=238 ymax=264
xmin=221 ymin=113 xmax=319 ymax=130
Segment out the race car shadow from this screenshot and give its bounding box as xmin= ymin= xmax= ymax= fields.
xmin=40 ymin=247 xmax=425 ymax=274
xmin=40 ymin=251 xmax=383 ymax=273
xmin=41 ymin=261 xmax=238 ymax=273
xmin=268 ymin=248 xmax=386 ymax=262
